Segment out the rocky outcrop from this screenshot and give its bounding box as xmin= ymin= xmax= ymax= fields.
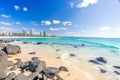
xmin=4 ymin=44 xmax=21 ymax=55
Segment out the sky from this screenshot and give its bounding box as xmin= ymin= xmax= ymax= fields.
xmin=0 ymin=0 xmax=120 ymax=38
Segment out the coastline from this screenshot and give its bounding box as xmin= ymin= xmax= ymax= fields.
xmin=0 ymin=36 xmax=60 ymax=38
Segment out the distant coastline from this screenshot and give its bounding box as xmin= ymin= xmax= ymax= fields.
xmin=0 ymin=36 xmax=60 ymax=38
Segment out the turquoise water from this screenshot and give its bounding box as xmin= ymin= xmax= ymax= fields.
xmin=2 ymin=37 xmax=120 ymax=50
xmin=1 ymin=37 xmax=120 ymax=79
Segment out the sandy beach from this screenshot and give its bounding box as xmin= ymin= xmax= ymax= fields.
xmin=0 ymin=39 xmax=119 ymax=80
xmin=6 ymin=41 xmax=86 ymax=80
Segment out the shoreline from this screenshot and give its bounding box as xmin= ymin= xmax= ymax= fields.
xmin=0 ymin=36 xmax=60 ymax=38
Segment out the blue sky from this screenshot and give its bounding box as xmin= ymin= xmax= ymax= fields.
xmin=0 ymin=0 xmax=120 ymax=37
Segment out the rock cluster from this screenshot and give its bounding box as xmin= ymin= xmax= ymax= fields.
xmin=0 ymin=41 xmax=68 ymax=80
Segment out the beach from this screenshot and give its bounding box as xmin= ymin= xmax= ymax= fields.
xmin=0 ymin=37 xmax=120 ymax=80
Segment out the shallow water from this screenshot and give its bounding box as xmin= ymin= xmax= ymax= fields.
xmin=1 ymin=37 xmax=120 ymax=80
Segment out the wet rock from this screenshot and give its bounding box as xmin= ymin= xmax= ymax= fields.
xmin=28 ymin=52 xmax=36 ymax=55
xmin=100 ymin=68 xmax=106 ymax=73
xmin=88 ymin=60 xmax=101 ymax=65
xmin=113 ymin=66 xmax=120 ymax=69
xmin=95 ymin=57 xmax=107 ymax=64
xmin=42 ymin=74 xmax=47 ymax=80
xmin=21 ymin=61 xmax=30 ymax=72
xmin=81 ymin=44 xmax=85 ymax=46
xmin=69 ymin=54 xmax=76 ymax=57
xmin=14 ymin=73 xmax=30 ymax=80
xmin=4 ymin=44 xmax=21 ymax=55
xmin=114 ymin=71 xmax=120 ymax=75
xmin=59 ymin=66 xmax=68 ymax=72
xmin=56 ymin=49 xmax=60 ymax=51
xmin=43 ymin=67 xmax=60 ymax=79
xmin=37 ymin=42 xmax=44 ymax=44
xmin=5 ymin=72 xmax=16 ymax=80
xmin=23 ymin=42 xmax=29 ymax=44
xmin=29 ymin=60 xmax=46 ymax=72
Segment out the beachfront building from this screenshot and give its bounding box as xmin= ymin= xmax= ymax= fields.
xmin=30 ymin=29 xmax=34 ymax=36
xmin=22 ymin=29 xmax=28 ymax=36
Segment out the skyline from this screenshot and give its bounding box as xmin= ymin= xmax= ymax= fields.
xmin=0 ymin=0 xmax=120 ymax=38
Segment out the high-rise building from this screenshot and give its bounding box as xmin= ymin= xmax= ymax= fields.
xmin=30 ymin=29 xmax=34 ymax=36
xmin=43 ymin=31 xmax=46 ymax=37
xmin=23 ymin=29 xmax=27 ymax=36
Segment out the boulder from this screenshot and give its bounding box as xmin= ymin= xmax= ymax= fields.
xmin=95 ymin=57 xmax=107 ymax=64
xmin=0 ymin=51 xmax=8 ymax=79
xmin=113 ymin=66 xmax=120 ymax=69
xmin=0 ymin=50 xmax=8 ymax=61
xmin=4 ymin=44 xmax=21 ymax=55
xmin=29 ymin=60 xmax=46 ymax=72
xmin=59 ymin=66 xmax=68 ymax=72
xmin=43 ymin=67 xmax=60 ymax=79
xmin=14 ymin=73 xmax=30 ymax=80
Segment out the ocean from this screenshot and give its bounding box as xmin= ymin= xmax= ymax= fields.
xmin=1 ymin=37 xmax=120 ymax=80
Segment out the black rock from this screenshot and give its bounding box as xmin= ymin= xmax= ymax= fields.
xmin=69 ymin=54 xmax=76 ymax=57
xmin=31 ymin=57 xmax=39 ymax=61
xmin=4 ymin=44 xmax=21 ymax=55
xmin=81 ymin=44 xmax=85 ymax=46
xmin=95 ymin=57 xmax=107 ymax=64
xmin=100 ymin=68 xmax=106 ymax=73
xmin=29 ymin=60 xmax=46 ymax=72
xmin=43 ymin=67 xmax=60 ymax=79
xmin=23 ymin=42 xmax=29 ymax=44
xmin=59 ymin=66 xmax=68 ymax=72
xmin=114 ymin=71 xmax=120 ymax=75
xmin=113 ymin=66 xmax=120 ymax=69
xmin=14 ymin=73 xmax=30 ymax=80
xmin=56 ymin=49 xmax=60 ymax=51
xmin=37 ymin=42 xmax=44 ymax=44
xmin=28 ymin=52 xmax=36 ymax=55
xmin=88 ymin=60 xmax=101 ymax=65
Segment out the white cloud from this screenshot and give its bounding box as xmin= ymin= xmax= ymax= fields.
xmin=50 ymin=27 xmax=68 ymax=31
xmin=0 ymin=22 xmax=11 ymax=26
xmin=16 ymin=22 xmax=21 ymax=25
xmin=53 ymin=20 xmax=60 ymax=24
xmin=1 ymin=14 xmax=11 ymax=18
xmin=23 ymin=7 xmax=28 ymax=11
xmin=69 ymin=2 xmax=74 ymax=8
xmin=99 ymin=26 xmax=111 ymax=31
xmin=14 ymin=5 xmax=20 ymax=10
xmin=63 ymin=21 xmax=72 ymax=26
xmin=0 ymin=26 xmax=18 ymax=33
xmin=76 ymin=0 xmax=98 ymax=8
xmin=41 ymin=20 xmax=51 ymax=25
